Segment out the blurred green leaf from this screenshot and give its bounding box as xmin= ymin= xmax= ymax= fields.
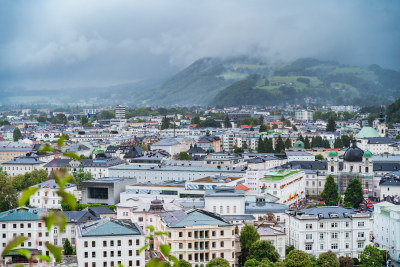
xmin=147 ymin=225 xmax=155 ymax=231
xmin=63 ymin=151 xmax=81 ymax=161
xmin=168 ymin=255 xmax=179 ymax=266
xmin=1 ymin=235 xmax=28 ymax=257
xmin=146 ymin=258 xmax=162 ymax=267
xmin=45 ymin=211 xmax=67 ymax=232
xmin=15 ymin=248 xmax=31 ymax=259
xmin=155 ymin=231 xmax=168 ymax=236
xmin=160 ymin=244 xmax=171 ymax=256
xmin=36 ymin=254 xmax=51 ymax=262
xmin=54 ymin=172 xmax=73 ymax=189
xmin=56 ymin=135 xmax=65 ymax=148
xmin=139 ymin=242 xmax=151 ymax=254
xmin=45 ymin=242 xmax=61 ymax=262
xmin=18 ymin=187 xmax=39 ymax=207
xmin=57 ymin=190 xmax=76 ymax=210
xmin=39 ymin=144 xmax=55 ymax=153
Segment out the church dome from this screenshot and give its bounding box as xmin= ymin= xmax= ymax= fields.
xmin=293 ymin=141 xmax=304 ymax=149
xmin=328 ymin=150 xmax=338 ymax=157
xmin=343 ymin=140 xmax=364 ymax=162
xmin=363 ymin=150 xmax=373 ymax=158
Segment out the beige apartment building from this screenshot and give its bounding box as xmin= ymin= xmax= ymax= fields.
xmin=156 ymin=209 xmax=236 ymax=267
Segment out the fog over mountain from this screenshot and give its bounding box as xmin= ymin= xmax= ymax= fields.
xmin=0 ymin=0 xmax=399 ymax=90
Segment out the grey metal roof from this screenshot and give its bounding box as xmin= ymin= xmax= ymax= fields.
xmin=160 ymin=209 xmax=232 ymax=228
xmin=77 ymin=217 xmax=143 ymax=237
xmin=35 ymin=179 xmax=76 ymax=189
xmin=204 ymin=187 xmax=245 ymax=198
xmin=3 ymin=157 xmax=45 ymax=165
xmin=83 ymin=206 xmax=116 ymax=216
xmin=367 ymin=137 xmax=396 ymax=144
xmin=287 ymin=206 xmax=360 ymax=219
xmin=374 ymin=162 xmax=400 ymax=172
xmin=222 ymin=215 xmax=256 ymax=221
xmin=43 ymin=159 xmax=73 ymax=168
xmin=63 ymin=211 xmax=100 ymax=223
xmin=245 ymin=202 xmax=289 ymax=214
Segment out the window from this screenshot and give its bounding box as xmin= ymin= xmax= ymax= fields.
xmin=320 ymin=233 xmax=324 ymax=239
xmin=358 ymin=232 xmax=364 ymax=238
xmin=345 ymin=232 xmax=350 ymax=238
xmin=92 ymin=241 xmax=96 ymax=247
xmin=220 ymin=241 xmax=224 ymax=247
xmin=331 ymin=243 xmax=338 ymax=250
xmin=331 ymin=222 xmax=338 ymax=228
xmin=110 ymin=240 xmax=114 ymax=247
xmin=118 ymin=251 xmax=121 ymax=257
xmin=213 ymin=206 xmax=216 ymax=213
xmin=84 ymin=252 xmax=88 ymax=258
xmin=331 ymin=233 xmax=338 ymax=239
xmin=306 ymin=234 xmax=312 ymax=240
xmin=220 ymin=230 xmax=224 ymax=236
xmin=111 ymin=251 xmax=114 ymax=257
xmin=319 ymin=223 xmax=324 ymax=228
xmin=103 ymin=251 xmax=107 ymax=257
xmin=320 ymin=244 xmax=324 ymax=250
xmin=188 ymin=232 xmax=192 ymax=238
xmin=117 ymin=240 xmax=121 ymax=246
xmin=136 ymin=239 xmax=140 ymax=246
xmin=84 ymin=241 xmax=88 ymax=248
xmin=306 ymin=224 xmax=312 ymax=229
xmin=179 ymin=232 xmax=183 ymax=238
xmin=92 ymin=252 xmax=96 ymax=258
xmin=358 ymin=222 xmax=364 ymax=227
xmin=138 ymin=217 xmax=144 ymax=222
xmin=212 ymin=231 xmax=216 ymax=237
xmin=305 ymin=244 xmax=312 ymax=251
xmin=212 ymin=242 xmax=216 ymax=248
xmin=220 ymin=252 xmax=224 ymax=258
xmin=358 ymin=242 xmax=364 ymax=249
xmin=188 ymin=243 xmax=192 ymax=249
xmin=88 ymin=187 xmax=108 ymax=199
xmin=345 ymin=222 xmax=349 ymax=227
xmin=220 ymin=206 xmax=223 ymax=214
xmin=179 ymin=243 xmax=183 ymax=249
xmin=345 ymin=243 xmax=350 ymax=249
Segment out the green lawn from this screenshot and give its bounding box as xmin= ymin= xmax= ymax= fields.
xmin=255 ymin=75 xmax=323 ymax=90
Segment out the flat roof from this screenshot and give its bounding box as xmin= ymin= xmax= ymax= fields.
xmin=262 ymin=170 xmax=300 ymax=181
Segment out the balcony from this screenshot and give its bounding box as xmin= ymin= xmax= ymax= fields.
xmin=357 ymin=237 xmax=366 ymax=241
xmin=305 ymin=239 xmax=314 ymax=243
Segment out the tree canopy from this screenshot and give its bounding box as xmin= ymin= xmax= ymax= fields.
xmin=285 ymin=250 xmax=312 ymax=267
xmin=318 ymin=251 xmax=339 ymax=267
xmin=326 ymin=117 xmax=337 ymax=132
xmin=0 ymin=173 xmax=18 ymax=212
xmin=248 ymin=240 xmax=280 ymax=263
xmin=206 ymin=257 xmax=230 ymax=267
xmin=359 ymin=245 xmax=383 ymax=267
xmin=344 ymin=178 xmax=364 ymax=208
xmin=321 ymin=175 xmax=339 ymax=206
xmin=240 ymin=224 xmax=260 ymax=262
xmin=13 ymin=127 xmax=22 ymax=141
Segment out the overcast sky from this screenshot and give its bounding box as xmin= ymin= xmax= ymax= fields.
xmin=1 ymin=0 xmax=399 ymax=89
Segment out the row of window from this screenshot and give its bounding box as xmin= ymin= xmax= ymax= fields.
xmin=177 ymin=241 xmax=234 ymax=249
xmin=305 ymin=221 xmax=365 ymax=229
xmin=183 ymin=252 xmax=234 ymax=262
xmin=177 ymin=230 xmax=231 ymax=238
xmin=84 ymin=250 xmax=140 ymax=258
xmin=306 ymin=232 xmax=364 ymax=239
xmin=83 ymin=260 xmax=141 ymax=267
xmin=83 ymin=239 xmax=141 ymax=248
xmin=305 ymin=242 xmax=365 ymax=251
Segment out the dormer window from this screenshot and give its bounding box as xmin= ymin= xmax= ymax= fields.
xmin=329 ymin=213 xmax=338 ymax=218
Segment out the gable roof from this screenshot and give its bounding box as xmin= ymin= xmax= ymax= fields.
xmin=63 ymin=211 xmax=100 ymax=223
xmin=160 ymin=209 xmax=231 ymax=228
xmin=0 ymin=207 xmax=41 ymax=222
xmin=77 ymin=217 xmax=143 ymax=237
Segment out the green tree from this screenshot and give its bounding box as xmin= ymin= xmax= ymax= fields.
xmin=315 ymin=154 xmax=324 ymax=160
xmin=63 ymin=238 xmax=74 ymax=255
xmin=259 ymin=115 xmax=264 ymax=125
xmin=0 ymin=173 xmax=18 ymax=212
xmin=275 ymin=135 xmax=285 ymax=153
xmin=292 ymin=124 xmax=298 ymax=131
xmin=284 ymin=138 xmax=292 ymax=149
xmin=37 ymin=112 xmax=47 ymax=123
xmin=199 ymin=118 xmax=221 ymax=128
xmin=224 ymin=116 xmax=232 ymax=128
xmin=285 ymin=250 xmax=312 ymax=267
xmin=318 ymin=251 xmax=339 ymax=267
xmin=234 ymin=147 xmax=244 ymax=153
xmin=321 ymin=175 xmax=339 ymax=206
xmin=191 ymin=116 xmax=201 ymax=125
xmin=97 ymin=110 xmax=115 ymax=120
xmin=334 ymin=138 xmax=343 ymax=148
xmin=81 ymin=116 xmax=89 ymax=125
xmin=359 ymin=245 xmax=383 ymax=267
xmin=206 ymin=257 xmax=230 ymax=267
xmin=178 ymin=152 xmax=191 ymax=160
xmin=344 ymin=179 xmax=364 ymax=208
xmin=285 ymin=245 xmax=295 ymax=256
xmin=326 ymin=117 xmax=337 ymax=132
xmin=240 ymin=225 xmax=260 ymax=262
xmin=73 ymin=170 xmax=93 ymax=183
xmin=339 ymin=256 xmax=354 ymax=267
xmin=304 ymin=137 xmax=310 ymax=149
xmin=13 ymin=127 xmax=22 ymax=141
xmin=0 ymin=120 xmax=11 ymax=126
xmin=161 ymin=116 xmax=171 ymax=130
xmin=248 ymin=240 xmax=279 ymax=263
xmin=259 ymin=124 xmax=268 ymax=133
xmin=178 ymin=259 xmax=191 ymax=267
xmin=244 ymin=259 xmax=275 ymax=267
xmin=341 ymin=135 xmax=352 ymax=147
xmin=265 ymin=138 xmax=274 ymax=153
xmin=52 ymin=113 xmax=68 ymax=125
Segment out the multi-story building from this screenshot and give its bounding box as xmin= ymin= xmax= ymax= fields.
xmin=156 ymin=209 xmax=236 ymax=267
xmin=115 ymin=105 xmax=126 ymax=120
xmin=286 ymin=206 xmax=372 ymax=258
xmin=295 ymin=110 xmax=313 ymax=121
xmin=29 ymin=179 xmax=77 ymax=209
xmin=109 ymin=165 xmax=246 ymax=183
xmin=373 ymin=202 xmax=400 ymax=262
xmin=257 ymin=226 xmax=286 ymax=259
xmin=75 ymin=217 xmax=145 ymax=267
xmin=0 ymin=142 xmax=32 ymax=163
xmin=1 ymin=156 xmax=45 ymax=176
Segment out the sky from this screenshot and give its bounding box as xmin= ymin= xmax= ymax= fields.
xmin=1 ymin=0 xmax=399 ymax=89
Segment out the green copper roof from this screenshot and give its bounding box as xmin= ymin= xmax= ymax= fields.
xmin=363 ymin=150 xmax=373 ymax=158
xmin=164 ymin=210 xmax=231 ymax=228
xmin=355 ymin=127 xmax=379 ymax=138
xmin=328 ymin=150 xmax=338 ymax=157
xmin=0 ymin=208 xmax=41 ymax=222
xmin=293 ymin=140 xmax=304 ymax=149
xmin=81 ymin=220 xmax=141 ymax=237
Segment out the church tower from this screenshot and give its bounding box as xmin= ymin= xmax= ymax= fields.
xmin=377 ymin=107 xmax=387 ymax=137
